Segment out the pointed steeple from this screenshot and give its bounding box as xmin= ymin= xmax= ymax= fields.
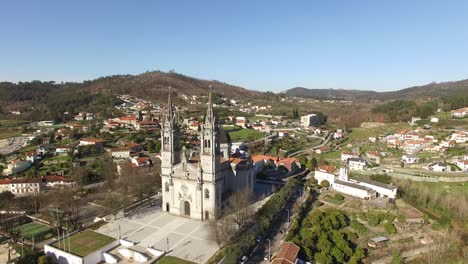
xmin=165 ymin=86 xmax=174 ymax=124
xmin=205 ymin=86 xmax=215 ymax=125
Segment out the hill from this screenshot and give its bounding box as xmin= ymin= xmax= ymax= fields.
xmin=284 ymin=79 xmax=468 ymax=101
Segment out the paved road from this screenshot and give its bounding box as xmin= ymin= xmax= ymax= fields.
xmin=0 ymin=137 xmax=26 ymax=155
xmin=288 ymin=131 xmax=331 ymax=157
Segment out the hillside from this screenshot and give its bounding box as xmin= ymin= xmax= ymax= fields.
xmin=284 ymin=79 xmax=468 ymax=101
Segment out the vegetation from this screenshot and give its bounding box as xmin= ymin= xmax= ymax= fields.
xmin=223 ymin=125 xmax=265 ymax=142
xmin=290 ymin=208 xmax=366 ymax=263
xmin=17 ymin=222 xmax=54 ymax=241
xmin=372 ymin=100 xmax=437 ymax=122
xmin=158 ymin=256 xmax=196 ymax=264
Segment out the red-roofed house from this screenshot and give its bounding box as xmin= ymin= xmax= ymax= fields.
xmin=271 ymin=242 xmax=300 ymax=264
xmin=79 ymin=138 xmax=106 ymax=151
xmin=131 ymin=156 xmax=152 ymax=167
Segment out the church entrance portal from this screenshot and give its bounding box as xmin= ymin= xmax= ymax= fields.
xmin=183 ymin=201 xmax=191 ymax=216
xmin=166 ymin=203 xmax=170 ymax=212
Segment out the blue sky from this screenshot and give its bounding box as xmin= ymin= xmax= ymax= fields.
xmin=1 ymin=0 xmax=468 ymax=92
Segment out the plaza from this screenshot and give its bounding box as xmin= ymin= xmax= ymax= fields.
xmin=96 ymin=205 xmax=218 ymax=263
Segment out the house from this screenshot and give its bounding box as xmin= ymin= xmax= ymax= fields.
xmin=9 ymin=178 xmax=41 ymax=195
xmin=368 ymin=136 xmax=377 ymax=143
xmin=300 ymin=114 xmax=318 ymax=127
xmin=333 ymin=132 xmax=344 ymax=139
xmin=348 ymin=157 xmax=367 ymax=171
xmin=234 ymin=117 xmax=247 ymax=127
xmin=131 ymin=157 xmax=152 ymax=167
xmin=314 ymin=165 xmax=337 ymax=185
xmin=455 ymin=160 xmax=468 ymax=172
xmin=450 ymin=131 xmax=467 ymax=143
xmin=353 ymin=178 xmax=398 ymax=199
xmin=126 ymin=142 xmax=143 ymax=152
xmin=188 ymin=121 xmax=201 ymax=131
xmin=55 ymin=146 xmax=72 ymax=155
xmin=366 ymin=151 xmax=380 ymax=161
xmin=37 ymin=143 xmax=56 ymax=155
xmin=251 ymin=155 xmax=276 ymax=174
xmin=118 ymin=116 xmax=138 ymax=126
xmin=276 ymin=157 xmax=301 ymax=176
xmin=25 ymin=151 xmax=38 ymax=163
xmin=451 ymin=107 xmax=468 ymax=118
xmin=278 ymin=131 xmax=289 ymax=138
xmin=423 ymin=145 xmax=442 ymax=152
xmin=79 ymin=138 xmax=106 ymax=151
xmin=333 ymin=179 xmax=376 ymax=199
xmin=341 ymin=151 xmax=359 ymax=162
xmin=271 ymin=242 xmax=300 ymax=264
xmin=43 ymin=175 xmax=76 ymax=188
xmin=428 ymin=162 xmax=447 ymax=172
xmin=315 ymin=146 xmax=331 ymax=154
xmin=111 ymin=148 xmax=133 ymax=159
xmin=402 ymin=154 xmax=419 ymax=164
xmin=440 ymin=140 xmax=455 ymax=148
xmin=430 ymin=117 xmax=439 ymax=123
xmin=136 ymin=121 xmax=159 ymax=131
xmin=2 ymin=160 xmax=32 ymax=176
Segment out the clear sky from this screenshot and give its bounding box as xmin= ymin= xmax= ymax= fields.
xmin=1 ymin=0 xmax=468 ymax=92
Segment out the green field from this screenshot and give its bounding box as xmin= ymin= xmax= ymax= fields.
xmin=223 ymin=125 xmax=265 ymax=142
xmin=248 ymin=115 xmax=270 ymax=122
xmin=158 ymin=256 xmax=196 ymax=264
xmin=0 ymin=130 xmax=21 ymax=140
xmin=18 ymin=222 xmax=54 ymax=241
xmin=51 ymin=229 xmax=115 ymax=257
xmin=348 ymin=122 xmax=411 ymax=141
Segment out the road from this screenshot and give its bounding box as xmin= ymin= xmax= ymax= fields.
xmin=247 ymin=186 xmax=306 ymax=264
xmin=288 ymin=131 xmax=331 ymax=157
xmin=0 ymin=137 xmax=26 ymax=155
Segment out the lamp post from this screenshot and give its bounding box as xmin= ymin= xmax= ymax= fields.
xmin=267 ymin=238 xmax=271 ymax=262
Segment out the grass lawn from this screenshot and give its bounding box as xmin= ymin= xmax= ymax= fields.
xmin=51 ymin=229 xmax=115 ymax=257
xmin=158 ymin=256 xmax=196 ymax=264
xmin=0 ymin=130 xmax=21 ymax=140
xmin=223 ymin=125 xmax=265 ymax=142
xmin=249 ymin=115 xmax=270 ymax=122
xmin=17 ymin=222 xmax=54 ymax=241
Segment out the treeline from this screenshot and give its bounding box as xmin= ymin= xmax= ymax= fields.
xmin=372 ymin=100 xmax=438 ymax=122
xmin=441 ymin=95 xmax=468 ymax=111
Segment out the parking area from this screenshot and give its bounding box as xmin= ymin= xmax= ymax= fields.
xmin=96 ymin=205 xmax=218 ymax=263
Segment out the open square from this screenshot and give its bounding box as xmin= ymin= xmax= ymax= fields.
xmin=96 ymin=205 xmax=219 ymax=263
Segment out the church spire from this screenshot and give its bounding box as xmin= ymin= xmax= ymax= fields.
xmin=165 ymin=87 xmax=174 ymax=124
xmin=205 ymin=86 xmax=215 ymax=125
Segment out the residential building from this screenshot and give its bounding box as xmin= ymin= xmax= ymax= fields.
xmin=341 ymin=151 xmax=359 ymax=162
xmin=428 ymin=162 xmax=447 ymax=172
xmin=2 ymin=160 xmax=32 ymax=176
xmin=271 ymin=242 xmax=300 ymax=264
xmin=455 ymin=160 xmax=468 ymax=172
xmin=348 ymin=157 xmax=367 ymax=171
xmin=402 ymin=154 xmax=419 ymax=164
xmin=300 ymin=114 xmax=318 ymax=127
xmin=79 ymin=138 xmax=106 ymax=151
xmin=451 ymin=107 xmax=468 ymax=118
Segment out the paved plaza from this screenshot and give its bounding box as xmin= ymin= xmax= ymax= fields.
xmin=96 ymin=205 xmax=218 ymax=263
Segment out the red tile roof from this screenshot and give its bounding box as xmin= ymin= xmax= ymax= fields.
xmin=272 ymin=242 xmax=300 ymax=264
xmin=318 ymin=165 xmax=337 ymax=173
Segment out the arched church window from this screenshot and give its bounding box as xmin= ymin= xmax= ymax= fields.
xmin=165 ymin=182 xmax=169 ymax=192
xmin=208 ymin=140 xmax=211 ymax=148
xmin=205 ymin=189 xmax=210 ymax=199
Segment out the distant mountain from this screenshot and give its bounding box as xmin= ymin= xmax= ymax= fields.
xmin=284 ymin=79 xmax=468 ymax=101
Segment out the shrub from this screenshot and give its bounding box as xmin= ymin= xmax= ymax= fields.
xmin=384 ymin=222 xmax=397 ymax=234
xmin=350 ymin=219 xmax=367 ymax=234
xmin=334 ymin=194 xmax=345 ymax=201
xmin=321 ymin=180 xmax=330 ymax=188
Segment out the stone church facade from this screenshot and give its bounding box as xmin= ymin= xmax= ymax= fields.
xmin=160 ymin=92 xmax=255 ymax=221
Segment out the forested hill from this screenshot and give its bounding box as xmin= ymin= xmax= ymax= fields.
xmin=0 ymin=71 xmax=275 ymax=120
xmin=285 ymin=79 xmax=468 ymax=101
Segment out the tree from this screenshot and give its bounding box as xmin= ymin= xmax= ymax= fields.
xmin=103 ymin=192 xmax=124 ymax=220
xmin=38 ymin=255 xmax=54 ymax=264
xmin=228 ymin=187 xmax=254 ymax=229
xmin=321 ymin=180 xmax=330 ymax=188
xmin=95 ymin=155 xmax=118 ymax=191
xmin=208 ymin=218 xmax=233 ymax=249
xmin=70 ymin=166 xmax=88 ymax=192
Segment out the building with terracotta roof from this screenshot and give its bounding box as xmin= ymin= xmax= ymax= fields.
xmin=271 ymin=242 xmax=300 ymax=264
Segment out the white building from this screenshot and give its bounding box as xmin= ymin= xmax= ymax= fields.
xmin=402 ymin=155 xmax=419 ymax=164
xmin=314 ymin=165 xmax=337 ymax=185
xmin=160 ymin=92 xmax=255 ymax=221
xmin=428 ymin=162 xmax=447 ymax=172
xmin=348 ymin=157 xmax=367 ymax=171
xmin=451 ymin=107 xmax=468 ymax=118
xmin=341 ymin=151 xmax=359 ymax=162
xmin=455 ymin=160 xmax=468 ymax=172
xmin=300 ymin=114 xmax=318 ymax=127
xmin=111 ymin=148 xmax=132 ymax=159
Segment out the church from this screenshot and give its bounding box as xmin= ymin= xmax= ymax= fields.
xmin=160 ymin=91 xmax=255 ymax=221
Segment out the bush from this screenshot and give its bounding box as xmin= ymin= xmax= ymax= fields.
xmin=334 ymin=193 xmax=345 ymax=201
xmin=350 ymin=219 xmax=367 ymax=234
xmin=384 ymin=222 xmax=397 ymax=234
xmin=321 ymin=180 xmax=330 ymax=188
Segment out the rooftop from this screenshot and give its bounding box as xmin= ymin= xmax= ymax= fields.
xmin=334 ymin=179 xmax=371 ymax=191
xmin=50 ymin=229 xmax=115 ymax=257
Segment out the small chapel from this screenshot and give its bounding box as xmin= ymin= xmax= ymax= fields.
xmin=160 ymin=91 xmax=255 ymax=220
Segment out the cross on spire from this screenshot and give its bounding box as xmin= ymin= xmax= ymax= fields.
xmin=205 ymin=85 xmax=215 ymax=124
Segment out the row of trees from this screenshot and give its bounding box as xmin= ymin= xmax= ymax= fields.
xmin=372 ymin=100 xmax=438 ymax=122
xmin=289 ymin=208 xmax=366 ymax=264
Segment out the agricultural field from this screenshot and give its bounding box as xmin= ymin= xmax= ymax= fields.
xmin=51 ymin=229 xmax=115 ymax=257
xmin=17 ymin=222 xmax=54 ymax=241
xmin=222 ymin=125 xmax=265 ymax=142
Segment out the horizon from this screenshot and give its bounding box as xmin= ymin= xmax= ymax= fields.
xmin=2 ymin=0 xmax=468 ymax=92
